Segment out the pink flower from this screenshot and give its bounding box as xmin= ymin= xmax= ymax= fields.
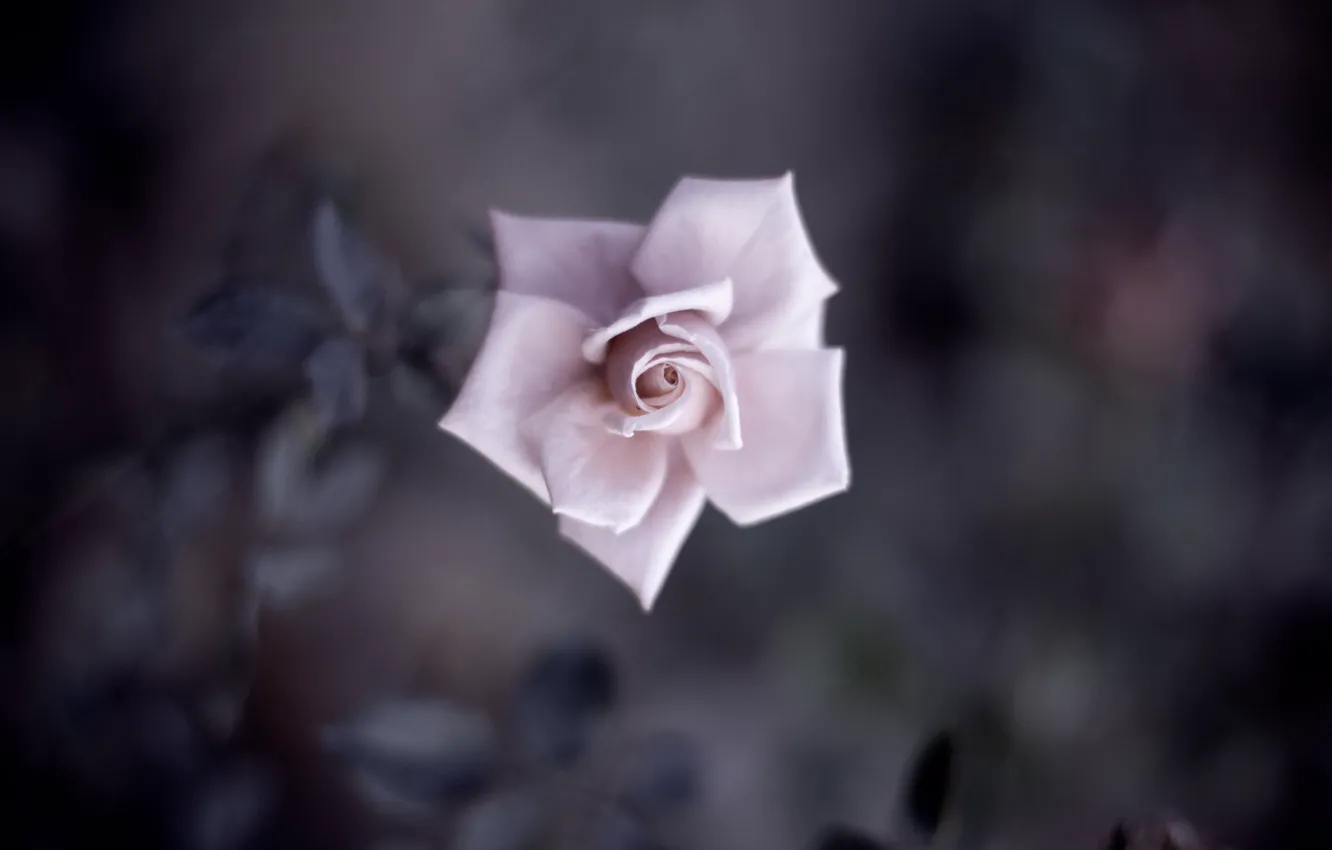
xmin=440 ymin=173 xmax=850 ymax=610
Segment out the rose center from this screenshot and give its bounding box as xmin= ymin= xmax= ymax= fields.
xmin=634 ymin=362 xmax=682 ymax=408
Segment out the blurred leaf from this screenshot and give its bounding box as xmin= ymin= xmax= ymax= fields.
xmin=312 ymin=198 xmax=389 ymax=333
xmin=451 ymin=790 xmax=546 ymax=850
xmin=323 ymin=698 xmax=498 ymax=815
xmin=465 ymin=225 xmax=496 ymax=261
xmin=396 ymin=287 xmax=494 ymax=408
xmin=195 ymin=620 xmax=260 ymax=742
xmin=305 ymin=336 xmax=368 ymax=429
xmin=834 ymin=623 xmax=904 ymax=704
xmin=157 ymin=436 xmax=234 ymax=542
xmin=618 ymin=731 xmax=703 ymax=820
xmin=179 ymin=286 xmax=326 ymax=369
xmin=594 ymin=811 xmax=666 ymax=850
xmin=197 ymin=676 xmax=251 ymax=743
xmin=513 ymin=636 xmax=618 ymax=768
xmin=58 ymin=549 xmax=168 ymax=682
xmin=257 ymin=405 xmax=387 ymax=534
xmin=388 ymin=359 xmax=454 ymax=416
xmin=811 ymin=826 xmax=884 ymax=850
xmin=403 ymin=287 xmax=495 ymax=350
xmin=245 ymin=545 xmax=341 ymax=612
xmin=1107 ymin=819 xmax=1216 ymax=850
xmin=904 ymin=707 xmax=1013 ymax=849
xmin=185 ymin=762 xmax=277 ymax=850
xmin=900 ymin=730 xmax=954 ymax=841
xmin=123 ymin=691 xmax=206 ymax=780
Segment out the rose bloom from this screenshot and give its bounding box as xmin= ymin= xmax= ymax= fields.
xmin=441 ymin=174 xmax=850 ymax=609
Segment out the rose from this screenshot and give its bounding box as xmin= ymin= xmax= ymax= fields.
xmin=441 ymin=173 xmax=850 ymax=609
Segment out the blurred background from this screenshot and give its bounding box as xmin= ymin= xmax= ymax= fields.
xmin=2 ymin=0 xmax=1330 ymax=848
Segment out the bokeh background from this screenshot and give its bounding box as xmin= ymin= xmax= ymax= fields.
xmin=2 ymin=0 xmax=1331 ymax=848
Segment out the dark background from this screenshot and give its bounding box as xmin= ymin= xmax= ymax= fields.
xmin=2 ymin=1 xmax=1331 ymax=848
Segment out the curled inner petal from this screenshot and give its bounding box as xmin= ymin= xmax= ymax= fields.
xmin=655 ymin=311 xmax=742 ymax=451
xmin=636 ymin=362 xmax=683 ymax=408
xmin=602 ymin=318 xmax=720 ymax=437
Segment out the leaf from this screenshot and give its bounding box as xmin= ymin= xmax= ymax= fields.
xmin=901 ymin=730 xmax=954 ymax=840
xmin=245 ymin=545 xmax=341 ymax=611
xmin=452 ymin=790 xmax=546 ymax=850
xmin=895 ymin=710 xmax=1012 ymax=849
xmin=465 ymin=224 xmax=496 ymax=261
xmin=197 ymin=675 xmax=251 ymax=742
xmin=185 ymin=762 xmax=277 ymax=850
xmin=256 ymin=405 xmax=387 ymax=535
xmin=399 ymin=286 xmax=495 ymax=395
xmin=179 ymin=286 xmax=326 ymax=369
xmin=312 ymin=198 xmax=389 ymax=333
xmin=811 ymin=826 xmax=884 ymax=850
xmin=594 ymin=812 xmax=667 ymax=850
xmin=322 ymin=699 xmax=498 ymax=815
xmin=157 ymin=436 xmax=234 ymax=542
xmin=618 ymin=731 xmax=702 ymax=820
xmin=305 ymin=336 xmax=368 ymax=428
xmin=1107 ymin=819 xmax=1215 ymax=850
xmin=387 ymin=359 xmax=454 ymax=416
xmin=513 ymin=636 xmax=617 ymax=768
xmin=404 ymin=287 xmax=494 ymax=345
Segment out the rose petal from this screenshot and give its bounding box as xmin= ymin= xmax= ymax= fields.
xmin=603 ymin=320 xmax=696 ymax=412
xmin=634 ymin=362 xmax=685 ymax=407
xmin=630 ymin=173 xmax=837 ymax=352
xmin=558 ymin=446 xmax=707 ymax=611
xmin=491 ymin=212 xmax=645 ymax=325
xmin=601 ymin=321 xmax=718 ymax=437
xmin=765 ymin=301 xmax=827 ymax=350
xmin=439 ymin=293 xmax=595 ymax=499
xmin=631 ymin=175 xmax=793 ymax=295
xmin=684 ymin=348 xmax=849 ymax=526
xmin=524 ymin=382 xmax=670 ymax=534
xmin=581 ymin=280 xmax=733 ymax=364
xmin=603 ymin=373 xmax=719 ymax=438
xmin=716 ymin=176 xmax=839 ymax=351
xmin=657 ymin=312 xmax=741 ymax=450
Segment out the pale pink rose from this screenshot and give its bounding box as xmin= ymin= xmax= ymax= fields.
xmin=440 ymin=173 xmax=850 ymax=610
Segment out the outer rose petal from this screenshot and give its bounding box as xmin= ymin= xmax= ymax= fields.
xmin=766 ymin=301 xmax=826 ymax=350
xmin=439 ymin=292 xmax=595 ymax=499
xmin=559 ymin=446 xmax=707 ymax=611
xmin=491 ymin=211 xmax=646 ymax=325
xmin=581 ymin=279 xmax=733 ymax=364
xmin=631 ymin=175 xmax=792 ymax=295
xmin=719 ymin=179 xmax=839 ymax=351
xmin=524 ymin=382 xmax=670 ymax=534
xmin=630 ymin=173 xmax=837 ymax=351
xmin=684 ymin=348 xmax=849 ymax=526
